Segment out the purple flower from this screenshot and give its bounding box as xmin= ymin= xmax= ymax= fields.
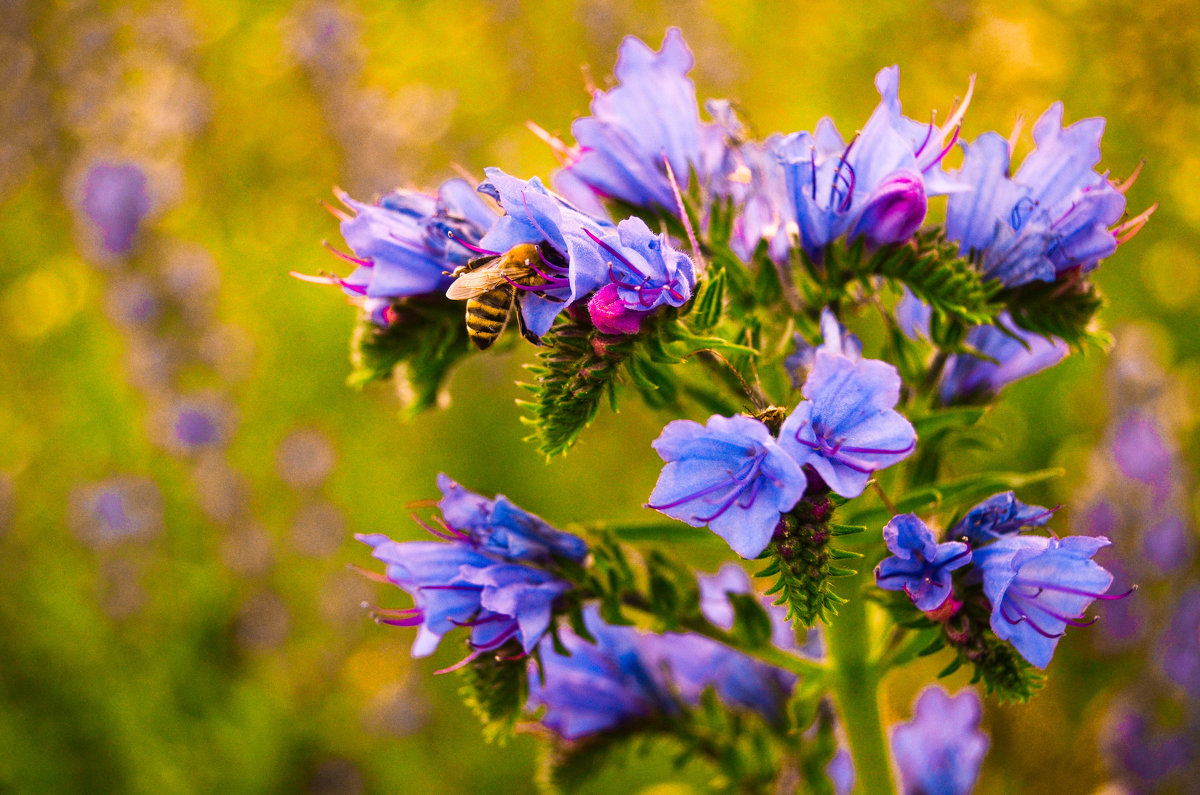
xmin=435 ymin=474 xmax=588 ymax=564
xmin=890 ymin=686 xmax=989 ymax=795
xmin=1111 ymin=412 xmax=1175 ymax=490
xmin=357 ymin=534 xmax=569 ymax=657
xmin=328 ymin=178 xmax=498 ymax=301
xmin=475 ymin=168 xmax=614 ymax=338
xmin=875 ymin=514 xmax=972 ymax=612
xmin=584 ymin=216 xmax=694 ymax=334
xmin=895 ymin=288 xmax=932 ymax=340
xmin=778 ymin=349 xmax=917 ymax=498
xmin=938 ymin=314 xmax=1068 ymax=404
xmin=559 ymin=28 xmax=719 ymax=212
xmin=80 ymin=162 xmax=151 ymax=255
xmin=647 ymin=414 xmax=807 ymax=559
xmin=777 ymin=67 xmax=966 ymax=260
xmin=646 ymin=632 xmax=795 ymax=725
xmin=973 ymin=534 xmax=1122 ymax=668
xmin=952 ymin=491 xmax=1055 ymax=546
xmin=698 ymin=564 xmax=816 ymax=653
xmin=527 ymin=606 xmax=675 ymax=739
xmin=715 ymin=125 xmax=794 ymax=263
xmin=1159 ymin=587 xmax=1200 ymax=699
xmin=356 ymin=477 xmax=586 ymax=657
xmin=785 ymin=307 xmax=863 ymax=388
xmin=945 ymin=105 xmax=1148 ymax=287
xmin=827 ymin=748 xmax=855 ymax=795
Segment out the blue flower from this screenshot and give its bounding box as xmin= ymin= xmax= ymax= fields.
xmin=973 ymin=534 xmax=1121 ymax=668
xmin=945 ymin=105 xmax=1148 ymax=287
xmin=356 ymin=477 xmax=585 ymax=658
xmin=646 ymin=632 xmax=795 ymax=725
xmin=952 ymin=491 xmax=1054 ymax=546
xmin=875 ymin=514 xmax=971 ymax=612
xmin=890 ymin=686 xmax=989 ymax=795
xmin=358 ymin=534 xmax=569 ymax=657
xmin=785 ymin=307 xmax=863 ymax=388
xmin=647 ymin=414 xmax=807 ymax=559
xmin=559 ymin=28 xmax=719 ymax=212
xmin=436 ymin=474 xmax=588 ymax=564
xmin=938 ymin=314 xmax=1068 ymax=404
xmin=80 ymin=161 xmax=151 ymax=255
xmin=779 ymin=349 xmax=917 ymax=498
xmin=527 ymin=606 xmax=675 ymax=739
xmin=331 ymin=179 xmax=497 ymax=300
xmin=584 ymin=216 xmax=694 ymax=335
xmin=698 ymin=564 xmax=806 ymax=653
xmin=475 ymin=168 xmax=614 ymax=338
xmin=776 ymin=67 xmax=967 ymax=260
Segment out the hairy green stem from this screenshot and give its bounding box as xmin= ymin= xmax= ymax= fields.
xmin=824 ymin=567 xmax=895 ymax=795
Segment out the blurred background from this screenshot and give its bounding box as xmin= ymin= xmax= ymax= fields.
xmin=1 ymin=0 xmax=1196 ymax=792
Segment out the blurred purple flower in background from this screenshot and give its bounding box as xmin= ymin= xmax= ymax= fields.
xmin=79 ymin=161 xmax=151 ymax=256
xmin=891 ymin=686 xmax=989 ymax=795
xmin=69 ymin=476 xmax=163 ymax=547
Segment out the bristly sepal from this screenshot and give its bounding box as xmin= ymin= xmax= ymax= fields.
xmin=520 ymin=317 xmax=640 ymax=457
xmin=457 ymin=640 xmax=530 ymax=744
xmin=348 ymin=298 xmax=473 ymax=412
xmin=756 ymin=495 xmax=854 ymax=628
xmin=1002 ymin=274 xmax=1110 ymax=352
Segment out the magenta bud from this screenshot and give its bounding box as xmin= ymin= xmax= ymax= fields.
xmin=853 ymin=169 xmax=927 ymax=247
xmin=588 ymin=283 xmax=644 ymax=335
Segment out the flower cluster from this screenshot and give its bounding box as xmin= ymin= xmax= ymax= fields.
xmin=648 ymin=311 xmax=915 ymax=558
xmin=876 ymin=490 xmax=1127 ymax=669
xmin=310 ymin=25 xmax=1154 ymax=794
xmin=357 ymin=475 xmax=585 ymax=660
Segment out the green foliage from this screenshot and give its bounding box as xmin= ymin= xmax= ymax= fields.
xmin=844 ymin=467 xmax=1064 ymax=530
xmin=457 ymin=643 xmax=530 ymax=744
xmin=813 ymin=231 xmax=1004 ymax=348
xmin=348 ymin=298 xmax=472 ymax=413
xmin=756 ymin=500 xmax=861 ymax=628
xmin=535 ymin=732 xmax=631 ymax=794
xmin=1003 ymin=275 xmax=1111 ymax=351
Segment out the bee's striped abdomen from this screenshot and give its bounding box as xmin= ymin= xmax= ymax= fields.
xmin=464 ymin=286 xmax=515 ymax=350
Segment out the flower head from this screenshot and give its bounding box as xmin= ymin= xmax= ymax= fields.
xmin=358 ymin=534 xmax=569 ymax=657
xmin=777 ymin=67 xmax=966 ymax=260
xmin=356 ymin=478 xmax=585 ymax=658
xmin=945 ymin=105 xmax=1148 ymax=287
xmin=939 ymin=314 xmax=1068 ymax=404
xmin=973 ymin=533 xmax=1122 ymax=668
xmin=320 ymin=178 xmax=497 ymax=307
xmin=952 ymin=491 xmax=1055 ymax=546
xmin=560 ymin=28 xmax=719 ymax=212
xmin=584 ymin=217 xmax=694 ymax=335
xmin=875 ymin=514 xmax=972 ymax=612
xmin=890 ymin=686 xmax=989 ymax=795
xmin=647 ymin=414 xmax=807 ymax=558
xmin=779 ymin=349 xmax=917 ymax=498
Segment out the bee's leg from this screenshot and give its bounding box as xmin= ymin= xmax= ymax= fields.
xmin=514 ymin=298 xmax=542 ymax=346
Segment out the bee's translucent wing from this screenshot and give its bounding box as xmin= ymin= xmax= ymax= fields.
xmin=446 ymin=262 xmax=505 ymax=299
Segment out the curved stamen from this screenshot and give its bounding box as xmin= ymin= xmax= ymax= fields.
xmin=434 ymin=650 xmax=483 ymax=675
xmin=449 ymin=614 xmax=508 ymax=628
xmin=648 ymin=450 xmax=768 ymax=523
xmin=837 ymin=439 xmax=917 ymax=456
xmin=1014 ymin=580 xmax=1137 ymax=601
xmin=922 ymin=124 xmax=961 ymax=173
xmin=1000 ymin=601 xmax=1063 ymax=638
xmin=420 ymin=584 xmax=484 ymax=592
xmin=411 ymin=512 xmax=472 ymax=543
xmin=584 ymin=228 xmax=643 ymax=278
xmin=322 ymin=241 xmax=373 ymax=267
xmin=1015 ymin=594 xmax=1098 ymax=628
xmin=912 ymin=113 xmax=937 ymax=160
xmin=446 ymin=230 xmax=497 ymax=257
xmin=470 ymin=623 xmax=518 ymax=651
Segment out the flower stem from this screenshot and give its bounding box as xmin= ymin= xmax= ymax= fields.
xmin=824 ymin=565 xmax=895 ymax=795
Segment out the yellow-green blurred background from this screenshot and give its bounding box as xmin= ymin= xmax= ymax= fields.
xmin=1 ymin=0 xmax=1196 ymax=792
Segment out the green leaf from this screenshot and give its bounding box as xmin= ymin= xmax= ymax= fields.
xmin=690 ymin=268 xmax=726 ymax=332
xmin=594 ymin=522 xmax=714 ymax=543
xmin=909 ymin=406 xmax=988 ymax=437
xmin=348 ymin=298 xmax=472 ymax=413
xmin=457 ymin=646 xmax=529 ymax=744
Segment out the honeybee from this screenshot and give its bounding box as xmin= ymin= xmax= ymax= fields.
xmin=446 ymin=242 xmax=561 ymax=350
